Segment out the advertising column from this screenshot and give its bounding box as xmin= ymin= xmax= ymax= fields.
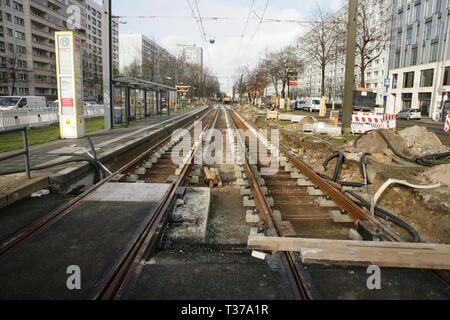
xmin=55 ymin=31 xmax=85 ymax=139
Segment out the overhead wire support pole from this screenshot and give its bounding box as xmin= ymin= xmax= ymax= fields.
xmin=102 ymin=0 xmax=113 ymax=130
xmin=342 ymin=0 xmax=358 ymax=135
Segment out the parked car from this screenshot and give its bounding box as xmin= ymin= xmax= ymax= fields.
xmin=397 ymin=108 xmax=422 ymax=120
xmin=295 ymin=99 xmax=306 ymax=110
xmin=304 ymin=97 xmax=322 ymax=112
xmin=0 ymin=96 xmax=46 ymax=111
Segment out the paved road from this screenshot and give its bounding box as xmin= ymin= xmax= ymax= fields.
xmin=396 ymin=118 xmax=448 ymax=136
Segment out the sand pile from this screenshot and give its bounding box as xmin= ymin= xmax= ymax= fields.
xmin=355 ymin=129 xmax=410 ymax=156
xmin=398 ymin=126 xmax=449 ymax=157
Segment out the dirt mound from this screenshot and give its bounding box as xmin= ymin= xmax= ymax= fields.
xmin=355 ymin=129 xmax=410 ymax=156
xmin=420 ymin=164 xmax=450 ymax=187
xmin=236 ymin=104 xmax=260 ymax=122
xmin=287 ymin=117 xmax=316 ymax=131
xmin=398 ymin=126 xmax=449 ymax=157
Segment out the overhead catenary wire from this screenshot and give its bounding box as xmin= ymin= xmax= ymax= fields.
xmin=187 ymin=0 xmax=215 ymax=74
xmin=236 ymin=0 xmax=257 ymax=66
xmin=113 ymin=15 xmax=334 ymax=24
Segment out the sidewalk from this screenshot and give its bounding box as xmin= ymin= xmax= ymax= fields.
xmin=0 ymin=106 xmax=206 ymax=193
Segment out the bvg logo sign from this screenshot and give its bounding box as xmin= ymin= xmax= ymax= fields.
xmin=59 ymin=36 xmax=70 ymax=48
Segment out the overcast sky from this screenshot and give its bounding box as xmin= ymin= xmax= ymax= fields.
xmin=95 ymin=0 xmax=344 ymax=94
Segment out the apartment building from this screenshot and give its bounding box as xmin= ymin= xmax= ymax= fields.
xmin=85 ymin=0 xmax=118 ymax=101
xmin=0 ymin=0 xmax=88 ymax=99
xmin=298 ymin=1 xmax=392 ymax=106
xmin=0 ymin=0 xmax=118 ymax=101
xmin=387 ymin=0 xmax=450 ymax=117
xmin=168 ymin=44 xmax=203 ymax=68
xmin=119 ymin=33 xmax=176 ymax=83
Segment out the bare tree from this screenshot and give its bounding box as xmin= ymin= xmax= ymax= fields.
xmin=122 ymin=58 xmax=142 ymax=78
xmin=0 ymin=46 xmax=26 ymax=95
xmin=353 ymin=0 xmax=392 ymax=88
xmin=297 ymin=6 xmax=345 ymax=98
xmin=271 ymin=47 xmax=303 ymax=98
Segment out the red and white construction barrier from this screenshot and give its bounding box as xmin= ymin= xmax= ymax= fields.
xmin=445 ymin=115 xmax=450 ymax=132
xmin=351 ymin=113 xmax=397 ymax=134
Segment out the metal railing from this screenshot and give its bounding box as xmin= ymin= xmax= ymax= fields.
xmin=0 ymin=126 xmax=31 ymax=179
xmin=0 ymin=105 xmax=105 ymax=131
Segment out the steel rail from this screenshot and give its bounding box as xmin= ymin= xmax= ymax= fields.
xmin=92 ymin=108 xmax=219 ymax=300
xmin=0 ymin=107 xmax=212 ymax=257
xmin=227 ymin=108 xmax=317 ymax=300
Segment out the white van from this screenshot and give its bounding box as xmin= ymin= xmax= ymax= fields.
xmin=0 ymin=96 xmax=46 ymax=111
xmin=304 ymin=97 xmax=322 ymax=112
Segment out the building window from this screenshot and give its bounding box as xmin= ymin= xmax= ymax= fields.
xmin=429 ymin=42 xmax=438 ymax=62
xmin=425 ymin=20 xmax=432 ymax=39
xmin=420 ymin=69 xmax=434 ymax=87
xmin=18 ymin=88 xmax=29 ymax=95
xmin=414 ymin=3 xmax=421 ymax=21
xmin=403 ymin=71 xmax=415 ymax=88
xmin=444 ymin=67 xmax=450 ymax=86
xmin=435 ymin=0 xmax=442 ymax=13
xmin=421 ymin=44 xmax=427 ymax=64
xmin=395 ymin=51 xmax=401 ymax=68
xmin=411 ymin=47 xmax=418 ymax=65
xmin=436 ymin=17 xmax=442 ymax=37
xmin=406 ymin=28 xmax=412 ymax=45
xmin=425 ymin=0 xmax=433 ymax=17
xmin=393 ymin=74 xmax=398 ymax=89
xmin=397 ymin=31 xmax=403 ymax=47
xmin=404 ymin=48 xmax=408 ymax=67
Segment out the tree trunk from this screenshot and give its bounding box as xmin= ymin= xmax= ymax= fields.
xmin=11 ymin=73 xmax=16 ymax=96
xmin=360 ymin=55 xmax=366 ymax=88
xmin=321 ymin=65 xmax=325 ymax=97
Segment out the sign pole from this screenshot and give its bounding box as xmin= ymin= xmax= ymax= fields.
xmin=55 ymin=31 xmax=85 ymax=139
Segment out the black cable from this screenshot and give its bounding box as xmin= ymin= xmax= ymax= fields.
xmin=345 ymin=190 xmax=421 ymax=243
xmin=323 ymin=152 xmax=344 ymax=182
xmin=359 ymin=153 xmax=370 ymax=185
xmin=318 ymin=173 xmax=365 ymax=188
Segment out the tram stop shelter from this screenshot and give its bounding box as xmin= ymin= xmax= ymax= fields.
xmin=112 ymin=76 xmax=179 ymax=127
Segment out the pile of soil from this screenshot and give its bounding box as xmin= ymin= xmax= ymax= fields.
xmin=420 ymin=164 xmax=450 ymax=187
xmin=369 ymin=183 xmax=450 ymax=244
xmin=398 ymin=126 xmax=449 ymax=157
xmin=355 ymin=129 xmax=411 ymax=156
xmin=286 ymin=116 xmax=317 ymax=132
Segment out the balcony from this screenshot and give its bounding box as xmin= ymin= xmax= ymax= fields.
xmin=32 ymin=41 xmax=55 ymax=52
xmin=31 ymin=27 xmax=50 ymax=38
xmin=33 ymin=54 xmax=54 ymax=64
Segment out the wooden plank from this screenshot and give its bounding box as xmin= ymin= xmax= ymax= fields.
xmin=248 ymin=236 xmax=450 ymax=270
xmin=299 ymin=247 xmax=450 ymax=270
